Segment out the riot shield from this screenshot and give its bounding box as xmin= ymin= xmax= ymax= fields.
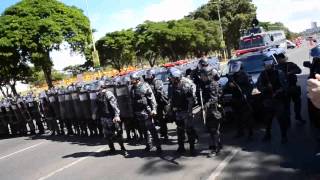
xmin=89 ymin=91 xmax=99 ymax=121
xmin=0 ymin=106 xmax=9 ymax=136
xmin=48 ymin=95 xmax=60 ymax=119
xmin=71 ymin=92 xmax=82 ymax=119
xmin=79 ymin=92 xmax=91 ymax=120
xmin=115 ymin=85 xmax=133 ymax=118
xmin=105 ymin=85 xmax=116 ymax=94
xmin=58 ymin=94 xmax=67 ymax=120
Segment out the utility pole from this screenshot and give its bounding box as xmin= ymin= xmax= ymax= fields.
xmin=210 ymin=0 xmax=227 ymax=61
xmin=216 ymin=0 xmax=227 ymax=61
xmin=85 ymin=0 xmax=100 ymax=67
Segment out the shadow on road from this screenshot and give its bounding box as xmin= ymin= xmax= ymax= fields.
xmin=217 ymin=74 xmax=320 ymax=180
xmin=26 ymin=135 xmax=107 ymax=146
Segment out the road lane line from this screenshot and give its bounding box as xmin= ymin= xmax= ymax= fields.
xmin=207 ymin=148 xmax=240 ymax=180
xmin=38 ymin=147 xmax=105 ymax=180
xmin=0 ymin=142 xmax=45 ymax=161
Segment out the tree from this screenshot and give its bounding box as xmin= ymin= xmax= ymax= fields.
xmin=189 ymin=0 xmax=256 ymax=57
xmin=63 ymin=64 xmax=86 ymax=76
xmin=30 ymin=69 xmax=66 ymax=87
xmin=135 ymin=19 xmax=221 ymax=65
xmin=0 ymin=0 xmax=92 ymax=88
xmin=260 ymin=21 xmax=298 ymax=40
xmin=0 ymin=45 xmax=33 ymax=95
xmin=135 ymin=21 xmax=168 ymax=67
xmin=96 ymin=29 xmax=136 ymax=71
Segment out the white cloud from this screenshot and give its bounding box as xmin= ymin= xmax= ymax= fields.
xmin=50 ymin=48 xmax=86 ymax=71
xmin=97 ymin=0 xmax=208 ymax=37
xmin=52 ymin=0 xmax=209 ymax=70
xmin=253 ymin=0 xmax=320 ymax=32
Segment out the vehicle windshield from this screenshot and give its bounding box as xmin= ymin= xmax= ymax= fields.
xmin=239 ymin=35 xmax=265 ymax=49
xmin=229 ymin=54 xmax=273 ymax=73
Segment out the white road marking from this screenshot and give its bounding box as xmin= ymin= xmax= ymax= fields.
xmin=38 ymin=147 xmax=105 ymax=180
xmin=0 ymin=142 xmax=45 ymax=161
xmin=207 ymin=148 xmax=240 ymax=180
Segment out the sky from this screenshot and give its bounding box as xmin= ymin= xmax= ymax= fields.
xmin=0 ymin=0 xmax=320 ymax=71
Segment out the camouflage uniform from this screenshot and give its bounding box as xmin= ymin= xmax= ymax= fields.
xmin=40 ymin=92 xmax=59 ymax=135
xmin=171 ymin=77 xmax=197 ymax=154
xmin=131 ymin=81 xmax=161 ymax=152
xmin=26 ymin=95 xmax=45 ymax=134
xmin=200 ymin=76 xmax=223 ymax=154
xmin=147 ymin=78 xmax=169 ymax=140
xmin=97 ymin=89 xmax=126 ymax=152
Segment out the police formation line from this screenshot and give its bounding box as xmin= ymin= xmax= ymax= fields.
xmin=0 ymin=56 xmax=304 ymax=157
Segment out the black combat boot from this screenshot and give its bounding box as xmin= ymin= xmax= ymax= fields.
xmin=189 ymin=143 xmax=196 ymax=156
xmin=262 ymin=133 xmax=271 ymax=142
xmin=176 ymin=144 xmax=186 ymax=154
xmin=107 ymin=141 xmax=116 ymax=154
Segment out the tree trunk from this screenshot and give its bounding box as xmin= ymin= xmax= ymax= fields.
xmin=42 ymin=52 xmax=54 ymax=88
xmin=10 ymin=83 xmax=17 ymax=96
xmin=5 ymin=86 xmax=9 ymax=96
xmin=0 ymin=86 xmax=7 ymax=97
xmin=42 ymin=65 xmax=53 ymax=88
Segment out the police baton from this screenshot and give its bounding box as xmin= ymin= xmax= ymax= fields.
xmin=199 ymin=89 xmax=206 ymax=125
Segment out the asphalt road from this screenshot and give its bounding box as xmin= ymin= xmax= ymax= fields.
xmin=0 ymin=42 xmax=319 ymax=180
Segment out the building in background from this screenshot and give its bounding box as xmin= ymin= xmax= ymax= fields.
xmin=311 ymin=22 xmax=317 ymax=29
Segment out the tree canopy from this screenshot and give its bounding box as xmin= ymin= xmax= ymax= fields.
xmin=0 ymin=0 xmax=92 ymax=88
xmin=260 ymin=21 xmax=299 ymax=40
xmin=0 ymin=45 xmax=33 ymax=95
xmin=189 ymin=0 xmax=257 ymax=56
xmin=96 ymin=19 xmax=221 ymax=69
xmin=96 ymin=29 xmax=136 ymax=71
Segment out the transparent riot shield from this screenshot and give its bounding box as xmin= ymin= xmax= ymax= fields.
xmin=115 ymin=85 xmax=133 ymax=118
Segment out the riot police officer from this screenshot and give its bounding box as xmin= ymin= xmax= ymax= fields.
xmin=97 ymin=81 xmax=128 ymax=156
xmin=227 ymin=61 xmax=254 ymax=139
xmin=79 ymin=85 xmax=95 ymax=136
xmin=48 ymin=88 xmax=63 ymax=135
xmin=145 ymin=69 xmax=169 ymax=141
xmin=88 ymin=83 xmax=102 ymax=136
xmin=169 ymin=68 xmax=197 ymax=155
xmin=64 ymin=87 xmax=76 ymax=135
xmin=192 ymin=59 xmax=209 ymax=88
xmin=4 ymin=97 xmax=18 ymax=135
xmin=257 ymin=60 xmax=289 ymax=144
xmin=26 ymin=93 xmax=45 ymax=134
xmin=130 ymin=72 xmax=162 ymax=153
xmin=199 ymin=66 xmax=223 ymax=156
xmin=276 ymin=53 xmax=305 ymax=124
xmin=40 ymin=91 xmax=59 ymax=135
xmin=0 ymin=101 xmax=9 ymax=137
xmin=69 ymin=84 xmax=86 ymax=136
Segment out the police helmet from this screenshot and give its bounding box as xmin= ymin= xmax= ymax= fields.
xmin=130 ymin=71 xmax=142 ymax=81
xmin=58 ymin=87 xmax=65 ymax=95
xmin=39 ymin=91 xmax=47 ymax=99
xmin=198 ymin=59 xmax=209 ymax=70
xmin=80 ymin=85 xmax=88 ymax=93
xmin=169 ymin=68 xmax=183 ymax=79
xmin=229 ymin=61 xmax=243 ymax=73
xmin=145 ymin=69 xmax=156 ymax=79
xmin=200 ymin=66 xmax=220 ymax=81
xmin=264 ymin=60 xmax=274 ymax=66
xmin=98 ymin=80 xmax=108 ymax=89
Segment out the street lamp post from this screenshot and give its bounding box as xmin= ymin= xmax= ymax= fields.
xmin=85 ymin=0 xmax=100 ymax=67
